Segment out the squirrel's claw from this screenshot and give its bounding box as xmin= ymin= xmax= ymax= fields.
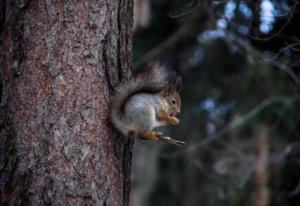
xmin=159 ymin=136 xmax=186 ymax=147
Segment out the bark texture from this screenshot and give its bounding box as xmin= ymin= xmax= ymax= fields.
xmin=0 ymin=0 xmax=133 ymax=205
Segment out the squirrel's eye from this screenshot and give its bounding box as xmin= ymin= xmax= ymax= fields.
xmin=171 ymin=99 xmax=176 ymax=104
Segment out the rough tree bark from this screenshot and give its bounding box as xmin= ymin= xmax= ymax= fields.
xmin=0 ymin=0 xmax=133 ymax=205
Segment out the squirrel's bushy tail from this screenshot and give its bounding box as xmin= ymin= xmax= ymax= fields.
xmin=110 ymin=63 xmax=175 ymax=135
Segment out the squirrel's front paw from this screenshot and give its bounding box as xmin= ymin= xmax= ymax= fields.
xmin=169 ymin=116 xmax=180 ymax=125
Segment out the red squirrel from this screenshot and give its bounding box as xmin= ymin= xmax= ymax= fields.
xmin=110 ymin=63 xmax=185 ymax=146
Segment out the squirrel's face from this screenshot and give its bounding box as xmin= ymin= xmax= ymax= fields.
xmin=168 ymin=91 xmax=181 ymax=116
xmin=162 ymin=84 xmax=181 ymax=117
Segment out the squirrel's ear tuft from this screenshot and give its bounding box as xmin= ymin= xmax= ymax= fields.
xmin=176 ymin=77 xmax=182 ymax=91
xmin=162 ymin=85 xmax=176 ymax=96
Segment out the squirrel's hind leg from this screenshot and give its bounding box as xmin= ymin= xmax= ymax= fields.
xmin=139 ymin=131 xmax=186 ymax=146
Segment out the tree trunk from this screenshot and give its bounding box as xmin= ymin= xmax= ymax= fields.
xmin=0 ymin=1 xmax=133 ymax=205
xmin=252 ymin=126 xmax=270 ymax=206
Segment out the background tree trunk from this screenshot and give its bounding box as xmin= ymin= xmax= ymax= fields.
xmin=0 ymin=1 xmax=133 ymax=205
xmin=252 ymin=126 xmax=270 ymax=206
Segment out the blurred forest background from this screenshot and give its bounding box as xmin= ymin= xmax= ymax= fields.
xmin=130 ymin=0 xmax=300 ymax=206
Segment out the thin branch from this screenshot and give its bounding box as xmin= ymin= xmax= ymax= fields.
xmin=161 ymin=96 xmax=300 ymax=159
xmin=134 ymin=26 xmax=191 ymax=69
xmin=212 ymin=0 xmax=229 ymax=5
xmin=191 ymin=159 xmax=231 ymax=186
xmin=261 ymin=42 xmax=300 ymax=63
xmin=169 ymin=0 xmax=201 ymax=18
xmin=230 ymin=35 xmax=300 ymax=86
xmin=271 ymin=59 xmax=300 ymax=86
